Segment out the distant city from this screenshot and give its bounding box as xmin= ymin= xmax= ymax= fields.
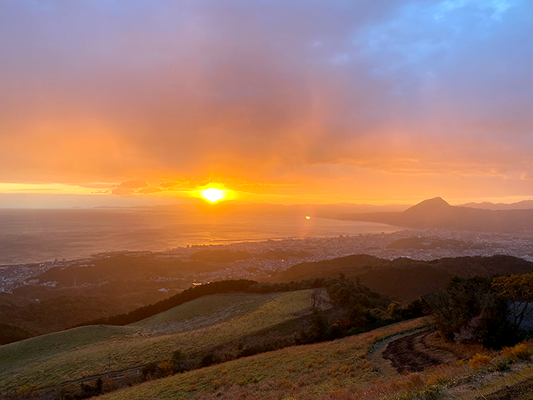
xmin=2 ymin=228 xmax=532 ymax=294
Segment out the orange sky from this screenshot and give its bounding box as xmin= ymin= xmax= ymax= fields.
xmin=1 ymin=1 xmax=532 ymax=207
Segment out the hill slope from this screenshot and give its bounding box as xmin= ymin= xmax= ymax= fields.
xmin=94 ymin=318 xmax=533 ymax=400
xmin=91 ymin=319 xmax=429 ymax=400
xmin=0 ymin=290 xmax=317 ymax=393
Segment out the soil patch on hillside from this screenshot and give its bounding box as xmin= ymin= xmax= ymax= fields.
xmin=382 ymin=330 xmax=459 ymax=373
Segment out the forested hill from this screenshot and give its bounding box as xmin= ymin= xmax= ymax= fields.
xmin=270 ymin=254 xmax=533 ymax=301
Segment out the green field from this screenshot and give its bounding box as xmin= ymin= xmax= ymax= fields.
xmin=0 ymin=290 xmax=315 ymax=392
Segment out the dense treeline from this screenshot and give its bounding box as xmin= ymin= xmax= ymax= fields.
xmin=77 ymin=276 xmax=407 ymax=327
xmin=0 ymin=323 xmax=33 ymax=345
xmin=295 ymin=275 xmax=424 ymax=344
xmin=273 ymin=254 xmax=533 ymax=300
xmin=426 ymin=273 xmax=533 ymax=348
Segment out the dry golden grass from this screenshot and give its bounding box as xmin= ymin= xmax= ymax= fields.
xmin=94 ymin=324 xmax=533 ymax=400
xmin=95 ymin=318 xmax=428 ymax=400
xmin=501 ymin=343 xmax=532 ymax=361
xmin=468 ymin=353 xmax=492 ymax=370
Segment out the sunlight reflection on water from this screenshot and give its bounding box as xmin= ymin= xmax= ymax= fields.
xmin=0 ymin=209 xmax=399 ymax=264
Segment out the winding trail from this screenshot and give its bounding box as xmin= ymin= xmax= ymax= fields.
xmin=382 ymin=330 xmax=460 ymax=373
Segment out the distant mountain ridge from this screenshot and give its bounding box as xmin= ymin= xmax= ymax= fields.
xmin=323 ymin=197 xmax=533 ymax=232
xmin=460 ymin=199 xmax=533 ymax=210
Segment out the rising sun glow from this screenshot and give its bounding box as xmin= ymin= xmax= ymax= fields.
xmin=200 ymin=188 xmax=226 ymax=203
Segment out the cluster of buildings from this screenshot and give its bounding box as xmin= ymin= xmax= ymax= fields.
xmin=2 ymin=228 xmax=533 ymax=294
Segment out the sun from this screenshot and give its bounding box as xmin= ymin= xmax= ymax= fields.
xmin=200 ymin=188 xmax=226 ymax=203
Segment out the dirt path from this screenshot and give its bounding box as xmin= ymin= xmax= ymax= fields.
xmin=382 ymin=330 xmax=460 ymax=373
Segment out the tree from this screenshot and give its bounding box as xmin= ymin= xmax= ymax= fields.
xmin=493 ymin=273 xmax=533 ymax=331
xmin=308 ymin=308 xmax=330 ymax=342
xmin=171 ymin=349 xmax=186 ymax=372
xmin=426 ymin=276 xmax=512 ymax=348
xmin=141 ymin=362 xmax=158 ymax=379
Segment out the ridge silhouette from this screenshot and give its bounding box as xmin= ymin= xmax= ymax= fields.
xmin=326 ymin=197 xmax=533 ymax=232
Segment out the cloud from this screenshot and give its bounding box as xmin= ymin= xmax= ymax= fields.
xmin=111 ymin=179 xmax=148 ymax=195
xmin=159 ymin=181 xmax=182 ymax=189
xmin=0 ymin=0 xmax=532 ymax=201
xmin=116 ymin=179 xmax=148 ymax=189
xmin=80 ymin=183 xmax=114 ymax=189
xmin=137 ymin=186 xmax=162 ymax=194
xmin=111 ymin=187 xmax=135 ymax=196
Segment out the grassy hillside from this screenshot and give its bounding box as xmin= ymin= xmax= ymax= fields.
xmin=80 ymin=279 xmax=262 ymax=326
xmin=94 ymin=318 xmax=428 ymax=400
xmin=0 ymin=290 xmax=315 ymax=393
xmin=131 ymin=291 xmax=303 ymax=334
xmin=0 ymin=325 xmax=135 ymax=378
xmin=94 ymin=318 xmax=533 ymax=400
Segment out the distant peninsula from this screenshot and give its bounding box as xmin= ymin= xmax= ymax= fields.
xmin=321 ymin=197 xmax=533 ymax=232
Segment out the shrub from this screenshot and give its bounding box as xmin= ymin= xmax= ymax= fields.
xmin=468 ymin=354 xmax=492 ymax=370
xmin=511 ymin=343 xmax=531 ymax=360
xmin=277 ymin=378 xmax=296 ymax=390
xmin=141 ymin=362 xmax=158 ymax=379
xmin=212 ymin=376 xmax=231 ymax=389
xmin=200 ymin=352 xmax=218 ymax=368
xmin=16 ymin=384 xmax=35 ymax=397
xmin=158 ymin=361 xmax=173 ymax=376
xmin=171 ymin=349 xmax=186 ymax=372
xmin=501 ymin=346 xmax=514 ymax=357
xmin=493 ymin=360 xmax=511 ymax=372
xmin=338 ymin=365 xmax=352 ymax=374
xmin=426 ymin=374 xmax=445 ymax=386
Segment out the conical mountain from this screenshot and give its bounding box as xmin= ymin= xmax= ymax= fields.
xmin=328 ymin=197 xmax=533 ymax=231
xmin=404 ymin=197 xmax=451 ymax=214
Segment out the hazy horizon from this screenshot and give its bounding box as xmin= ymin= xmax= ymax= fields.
xmin=0 ymin=208 xmax=401 ymax=265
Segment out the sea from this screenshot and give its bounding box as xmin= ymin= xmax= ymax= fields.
xmin=0 ymin=208 xmax=400 ymax=265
